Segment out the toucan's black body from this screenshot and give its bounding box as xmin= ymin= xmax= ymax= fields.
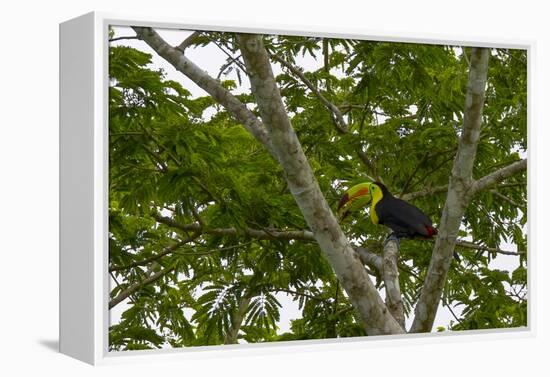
xmin=373 ymin=183 xmax=437 ymax=239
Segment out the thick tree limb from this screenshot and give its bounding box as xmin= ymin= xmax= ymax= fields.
xmin=399 ymin=159 xmax=526 ymax=202
xmin=355 ymin=246 xmax=383 ymax=272
xmin=237 ymin=33 xmax=403 ymax=335
xmin=131 ymin=27 xmax=278 ymax=160
xmin=471 ymin=159 xmax=527 ymax=195
xmin=176 ymin=31 xmax=201 ymax=53
xmin=382 ymin=239 xmax=405 ymax=329
xmin=410 ymin=47 xmax=490 ymax=333
xmin=271 ymin=54 xmax=348 ymax=133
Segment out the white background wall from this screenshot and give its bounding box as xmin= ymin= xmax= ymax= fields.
xmin=0 ymin=0 xmax=548 ymax=375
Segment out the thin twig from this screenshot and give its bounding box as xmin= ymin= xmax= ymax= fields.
xmin=109 ymin=233 xmax=200 ymax=272
xmin=139 ymin=122 xmax=182 ymax=166
xmin=174 ymin=240 xmax=255 ymax=257
xmin=490 ymin=189 xmax=526 ymax=210
xmin=497 ymin=182 xmax=527 ymax=189
xmin=204 ymin=34 xmax=248 ymax=73
xmin=405 ymin=154 xmax=455 ymax=194
xmin=274 ymin=288 xmax=326 ymax=302
xmin=190 ymin=206 xmax=205 ymax=228
xmin=109 ymin=131 xmax=144 ymax=136
xmin=454 ymin=240 xmax=524 ymax=256
xmin=109 ymin=36 xmax=140 ymax=43
xmin=446 ymin=303 xmax=463 ymax=325
xmin=400 ymin=151 xmax=430 ymax=196
xmin=271 ymin=53 xmax=348 ymax=133
xmin=356 ymin=148 xmax=382 ymax=182
xmin=140 ymin=143 xmax=168 ymax=172
xmin=217 ymin=54 xmax=244 ymax=79
xmin=109 ymin=266 xmax=175 ymax=309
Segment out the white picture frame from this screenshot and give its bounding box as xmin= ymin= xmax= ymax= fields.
xmin=59 ymin=11 xmax=534 ymax=365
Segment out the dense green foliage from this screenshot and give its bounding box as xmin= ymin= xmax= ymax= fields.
xmin=108 ymin=29 xmax=527 ymax=351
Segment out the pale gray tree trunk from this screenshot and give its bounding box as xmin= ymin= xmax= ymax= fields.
xmin=237 ymin=33 xmax=404 ymax=335
xmin=410 ymin=47 xmax=490 ymax=333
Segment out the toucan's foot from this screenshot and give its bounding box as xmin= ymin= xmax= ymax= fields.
xmin=384 ymin=233 xmax=400 ymax=247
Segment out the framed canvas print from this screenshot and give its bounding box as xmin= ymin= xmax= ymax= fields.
xmin=60 ymin=12 xmax=531 ymax=365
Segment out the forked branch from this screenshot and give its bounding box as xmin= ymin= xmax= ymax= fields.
xmin=238 ymin=33 xmax=403 ymax=335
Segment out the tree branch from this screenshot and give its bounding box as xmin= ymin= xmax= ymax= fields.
xmin=204 ymin=34 xmax=249 ymax=74
xmin=153 ymin=213 xmax=316 ymax=241
xmin=154 ymin=214 xmax=523 ymax=257
xmin=471 ymin=159 xmax=527 ymax=195
xmin=237 ymin=33 xmax=403 ymax=335
xmin=271 ymin=54 xmax=348 ymax=133
xmin=356 ymin=148 xmax=383 ymax=182
xmin=109 ymin=266 xmax=175 ymax=309
xmin=140 ymin=143 xmax=168 ymax=172
xmin=405 ymin=154 xmax=455 ymax=194
xmin=109 ymin=233 xmax=200 ymax=272
xmin=382 ymin=239 xmax=405 ymax=329
xmin=109 ymin=36 xmax=140 ymax=43
xmin=131 ymin=27 xmax=278 ymax=160
xmin=176 ymin=31 xmax=201 ymax=53
xmin=410 ymin=47 xmax=490 ymax=333
xmin=174 ymin=241 xmax=256 ymax=257
xmin=274 ymin=288 xmax=327 ymax=302
xmin=496 ymin=182 xmax=526 ymax=189
xmin=399 ymin=159 xmax=526 ymax=203
xmin=355 ymin=246 xmax=383 ymax=272
xmin=399 ymin=151 xmax=431 ymax=196
xmin=490 ymin=189 xmax=526 ymax=211
xmin=400 ymin=184 xmax=449 ymax=201
xmin=153 ymin=214 xmax=410 ymax=277
xmin=454 ymin=240 xmax=525 ymax=256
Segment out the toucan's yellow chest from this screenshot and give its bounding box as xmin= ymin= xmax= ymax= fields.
xmin=369 ymin=189 xmax=383 ymax=224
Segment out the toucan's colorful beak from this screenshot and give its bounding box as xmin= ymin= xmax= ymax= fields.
xmin=337 ymin=182 xmax=373 ymax=220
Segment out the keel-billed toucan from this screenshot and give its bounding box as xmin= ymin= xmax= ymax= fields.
xmin=338 ymin=181 xmax=438 ymax=239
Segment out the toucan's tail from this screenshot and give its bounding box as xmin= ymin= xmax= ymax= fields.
xmin=425 ymin=226 xmax=438 ymax=237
